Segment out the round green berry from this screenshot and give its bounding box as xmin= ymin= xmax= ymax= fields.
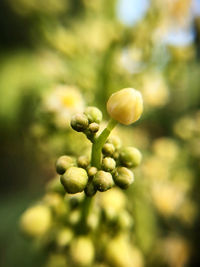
xmin=93 ymin=170 xmax=114 ymax=192
xmin=114 ymin=167 xmax=134 ymax=189
xmin=119 ymin=147 xmax=142 ymax=168
xmin=102 ymin=157 xmax=116 ymax=172
xmin=84 ymin=106 xmax=102 ymax=123
xmin=61 ymin=167 xmax=88 ymax=194
xmin=56 ymin=155 xmax=75 ymax=175
xmin=71 ymin=113 xmax=89 ymax=132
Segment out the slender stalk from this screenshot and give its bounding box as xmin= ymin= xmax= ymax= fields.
xmin=91 ymin=118 xmax=117 ymax=169
xmin=79 ymin=118 xmax=117 ymax=234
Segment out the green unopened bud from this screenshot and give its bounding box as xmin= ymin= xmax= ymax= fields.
xmin=84 ymin=182 xmax=97 ymax=197
xmin=114 ymin=167 xmax=134 ymax=189
xmin=102 ymin=157 xmax=116 ymax=172
xmin=102 ymin=143 xmax=115 ymax=156
xmin=119 ymin=147 xmax=142 ymax=168
xmin=87 ymin=166 xmax=98 ymax=177
xmin=118 ymin=210 xmax=133 ymax=229
xmin=56 ymin=155 xmax=75 ymax=175
xmin=61 ymin=167 xmax=88 ymax=194
xmin=84 ymin=106 xmax=102 ymax=123
xmin=93 ymin=170 xmax=114 ymax=192
xmin=56 ymin=227 xmax=73 ymax=247
xmin=107 ymin=88 xmax=143 ymax=125
xmin=70 ymin=237 xmax=95 ymax=266
xmin=89 ymin=122 xmax=99 ymax=133
xmin=107 ymin=136 xmax=122 ymax=149
xmin=71 ymin=113 xmax=89 ymax=132
xmin=77 ymin=156 xmax=90 ymax=169
xmin=113 ymin=151 xmax=120 ymax=160
xmin=20 ymin=205 xmax=51 ymax=237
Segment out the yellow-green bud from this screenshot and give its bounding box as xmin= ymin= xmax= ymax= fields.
xmin=114 ymin=167 xmax=134 ymax=189
xmin=120 ymin=147 xmax=142 ymax=168
xmin=56 ymin=227 xmax=73 ymax=247
xmin=84 ymin=106 xmax=102 ymax=123
xmin=102 ymin=157 xmax=116 ymax=172
xmin=93 ymin=170 xmax=114 ymax=192
xmin=117 ymin=210 xmax=133 ymax=229
xmin=89 ymin=122 xmax=99 ymax=133
xmin=71 ymin=113 xmax=89 ymax=132
xmin=102 ymin=143 xmax=115 ymax=156
xmin=87 ymin=166 xmax=98 ymax=177
xmin=56 ymin=155 xmax=75 ymax=175
xmin=107 ymin=136 xmax=122 ymax=149
xmin=113 ymin=151 xmax=120 ymax=160
xmin=70 ymin=237 xmax=95 ymax=266
xmin=77 ymin=156 xmax=90 ymax=169
xmin=107 ymin=88 xmax=143 ymax=125
xmin=61 ymin=167 xmax=88 ymax=194
xmin=20 ymin=205 xmax=51 ymax=237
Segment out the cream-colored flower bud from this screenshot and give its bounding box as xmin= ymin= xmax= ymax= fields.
xmin=20 ymin=204 xmax=51 ymax=237
xmin=107 ymin=88 xmax=143 ymax=125
xmin=70 ymin=236 xmax=95 ymax=266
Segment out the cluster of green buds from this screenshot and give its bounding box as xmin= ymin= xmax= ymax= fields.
xmin=20 ymin=88 xmax=144 ymax=267
xmin=56 ymin=88 xmax=143 ymax=196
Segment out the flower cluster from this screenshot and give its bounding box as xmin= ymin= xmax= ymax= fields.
xmin=20 ymin=88 xmax=144 ymax=267
xmin=56 ymin=88 xmax=143 ymax=197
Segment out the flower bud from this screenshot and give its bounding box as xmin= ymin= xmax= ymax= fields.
xmin=56 ymin=227 xmax=73 ymax=247
xmin=84 ymin=106 xmax=102 ymax=123
xmin=119 ymin=146 xmax=142 ymax=168
xmin=114 ymin=167 xmax=134 ymax=189
xmin=107 ymin=88 xmax=143 ymax=125
xmin=87 ymin=166 xmax=98 ymax=177
xmin=107 ymin=136 xmax=122 ymax=149
xmin=102 ymin=143 xmax=115 ymax=156
xmin=89 ymin=122 xmax=99 ymax=133
xmin=61 ymin=167 xmax=88 ymax=194
xmin=70 ymin=236 xmax=95 ymax=266
xmin=77 ymin=155 xmax=90 ymax=169
xmin=93 ymin=170 xmax=114 ymax=192
xmin=71 ymin=113 xmax=89 ymax=132
xmin=20 ymin=205 xmax=51 ymax=237
xmin=56 ymin=155 xmax=75 ymax=175
xmin=102 ymin=157 xmax=116 ymax=172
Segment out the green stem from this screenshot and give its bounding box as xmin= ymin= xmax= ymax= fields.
xmin=91 ymin=118 xmax=117 ymax=169
xmin=78 ymin=118 xmax=117 ymax=234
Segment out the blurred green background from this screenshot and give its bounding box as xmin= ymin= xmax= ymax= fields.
xmin=0 ymin=0 xmax=200 ymax=266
